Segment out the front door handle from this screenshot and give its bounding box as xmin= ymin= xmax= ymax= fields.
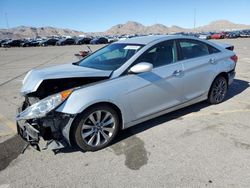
xmin=173 ymin=70 xmax=183 ymax=77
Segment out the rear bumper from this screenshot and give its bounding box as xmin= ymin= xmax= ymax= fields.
xmin=228 ymin=70 xmax=236 ymax=85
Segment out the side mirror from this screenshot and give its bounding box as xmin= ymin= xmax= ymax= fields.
xmin=129 ymin=62 xmax=153 ymax=74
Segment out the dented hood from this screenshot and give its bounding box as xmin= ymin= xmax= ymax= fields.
xmin=21 ymin=63 xmax=112 ymax=95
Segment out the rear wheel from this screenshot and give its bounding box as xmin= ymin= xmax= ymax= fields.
xmin=72 ymin=104 xmax=120 ymax=151
xmin=208 ymin=76 xmax=228 ymax=104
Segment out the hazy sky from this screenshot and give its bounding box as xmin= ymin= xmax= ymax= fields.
xmin=0 ymin=0 xmax=249 ymax=31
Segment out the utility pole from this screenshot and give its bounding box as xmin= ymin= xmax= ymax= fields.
xmin=5 ymin=13 xmax=9 ymax=29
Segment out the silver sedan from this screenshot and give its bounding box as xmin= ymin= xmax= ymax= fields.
xmin=16 ymin=35 xmax=237 ymax=151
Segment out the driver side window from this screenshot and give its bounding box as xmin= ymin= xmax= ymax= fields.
xmin=134 ymin=40 xmax=177 ymax=68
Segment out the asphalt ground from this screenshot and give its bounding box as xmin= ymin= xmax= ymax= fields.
xmin=0 ymin=39 xmax=249 ymax=187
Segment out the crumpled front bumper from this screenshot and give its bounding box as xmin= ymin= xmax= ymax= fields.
xmin=17 ymin=120 xmax=41 ymax=150
xmin=16 ymin=104 xmax=76 ymax=152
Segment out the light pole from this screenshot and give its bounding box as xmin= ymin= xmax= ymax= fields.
xmin=193 ymin=8 xmax=196 ymax=32
xmin=5 ymin=13 xmax=9 ymax=29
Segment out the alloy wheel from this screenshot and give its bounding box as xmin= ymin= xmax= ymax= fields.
xmin=211 ymin=78 xmax=227 ymax=103
xmin=81 ymin=110 xmax=115 ymax=147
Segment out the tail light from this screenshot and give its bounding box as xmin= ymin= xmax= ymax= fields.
xmin=230 ymin=55 xmax=238 ymax=63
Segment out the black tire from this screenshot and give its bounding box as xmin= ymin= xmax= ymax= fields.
xmin=72 ymin=104 xmax=120 ymax=151
xmin=207 ymin=76 xmax=228 ymax=104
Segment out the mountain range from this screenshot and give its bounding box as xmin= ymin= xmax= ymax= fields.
xmin=0 ymin=20 xmax=250 ymax=39
xmin=0 ymin=26 xmax=85 ymax=39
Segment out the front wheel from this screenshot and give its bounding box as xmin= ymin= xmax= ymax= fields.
xmin=72 ymin=105 xmax=120 ymax=151
xmin=208 ymin=76 xmax=228 ymax=104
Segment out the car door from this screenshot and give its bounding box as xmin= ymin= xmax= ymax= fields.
xmin=177 ymin=39 xmax=220 ymax=101
xmin=126 ymin=40 xmax=184 ymax=120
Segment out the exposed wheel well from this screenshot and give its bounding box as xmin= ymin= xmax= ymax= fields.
xmin=69 ymin=102 xmax=123 ymax=146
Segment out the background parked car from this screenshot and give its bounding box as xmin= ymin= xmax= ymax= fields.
xmin=75 ymin=37 xmax=92 ymax=45
xmin=56 ymin=38 xmax=75 ymax=46
xmin=107 ymin=37 xmax=118 ymax=43
xmin=198 ymin=33 xmax=211 ymax=40
xmin=90 ymin=37 xmax=108 ymax=44
xmin=225 ymin=32 xmax=240 ymax=39
xmin=0 ymin=39 xmax=10 ymax=47
xmin=1 ymin=39 xmax=23 ymax=47
xmin=20 ymin=40 xmax=40 ymax=47
xmin=211 ymin=33 xmax=225 ymax=39
xmin=239 ymin=30 xmax=250 ymax=38
xmin=40 ymin=38 xmax=58 ymax=46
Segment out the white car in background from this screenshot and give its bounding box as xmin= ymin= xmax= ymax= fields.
xmin=199 ymin=33 xmax=211 ymax=40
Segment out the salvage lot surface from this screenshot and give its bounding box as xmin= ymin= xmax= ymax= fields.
xmin=0 ymin=39 xmax=249 ymax=187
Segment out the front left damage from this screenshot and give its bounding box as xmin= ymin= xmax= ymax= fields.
xmin=17 ymin=104 xmax=75 ymax=152
xmin=16 ymin=64 xmax=112 ymax=152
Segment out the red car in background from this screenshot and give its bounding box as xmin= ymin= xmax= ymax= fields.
xmin=211 ymin=33 xmax=225 ymax=39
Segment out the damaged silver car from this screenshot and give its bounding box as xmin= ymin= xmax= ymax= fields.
xmin=16 ymin=35 xmax=237 ymax=152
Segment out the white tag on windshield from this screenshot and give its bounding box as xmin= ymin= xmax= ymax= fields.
xmin=124 ymin=45 xmax=141 ymax=50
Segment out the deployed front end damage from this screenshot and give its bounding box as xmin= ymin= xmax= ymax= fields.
xmin=16 ymin=89 xmax=77 ymax=152
xmin=16 ymin=63 xmax=112 ymax=152
xmin=17 ymin=109 xmax=75 ymax=152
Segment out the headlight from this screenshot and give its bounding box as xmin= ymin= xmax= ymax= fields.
xmin=16 ymin=89 xmax=73 ymax=120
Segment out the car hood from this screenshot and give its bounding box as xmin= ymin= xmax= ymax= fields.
xmin=21 ymin=63 xmax=112 ymax=95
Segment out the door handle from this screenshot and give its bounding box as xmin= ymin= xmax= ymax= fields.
xmin=173 ymin=70 xmax=183 ymax=77
xmin=209 ymin=58 xmax=216 ymax=64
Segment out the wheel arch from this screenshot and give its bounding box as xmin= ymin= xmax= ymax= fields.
xmin=69 ymin=101 xmax=123 ymax=146
xmin=209 ymin=72 xmax=229 ymax=92
xmin=207 ymin=72 xmax=229 ymax=101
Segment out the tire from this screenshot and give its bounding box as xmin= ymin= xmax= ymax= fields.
xmin=207 ymin=76 xmax=228 ymax=104
xmin=72 ymin=104 xmax=120 ymax=151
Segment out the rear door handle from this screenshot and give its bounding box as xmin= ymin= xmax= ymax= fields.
xmin=209 ymin=58 xmax=216 ymax=64
xmin=173 ymin=70 xmax=183 ymax=77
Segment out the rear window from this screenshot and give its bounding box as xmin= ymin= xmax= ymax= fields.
xmin=208 ymin=45 xmax=221 ymax=53
xmin=179 ymin=40 xmax=209 ymax=60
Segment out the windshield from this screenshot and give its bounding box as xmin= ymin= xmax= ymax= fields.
xmin=78 ymin=43 xmax=144 ymax=70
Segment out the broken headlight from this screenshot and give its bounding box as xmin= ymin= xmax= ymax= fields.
xmin=16 ymin=89 xmax=73 ymax=120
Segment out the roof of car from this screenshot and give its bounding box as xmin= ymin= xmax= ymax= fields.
xmin=115 ymin=35 xmax=180 ymax=45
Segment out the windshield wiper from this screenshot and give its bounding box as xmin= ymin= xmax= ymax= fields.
xmin=72 ymin=61 xmax=80 ymax=66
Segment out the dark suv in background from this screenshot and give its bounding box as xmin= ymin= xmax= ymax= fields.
xmin=90 ymin=37 xmax=108 ymax=44
xmin=75 ymin=37 xmax=92 ymax=45
xmin=40 ymin=38 xmax=59 ymax=46
xmin=1 ymin=39 xmax=23 ymax=47
xmin=56 ymin=38 xmax=75 ymax=46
